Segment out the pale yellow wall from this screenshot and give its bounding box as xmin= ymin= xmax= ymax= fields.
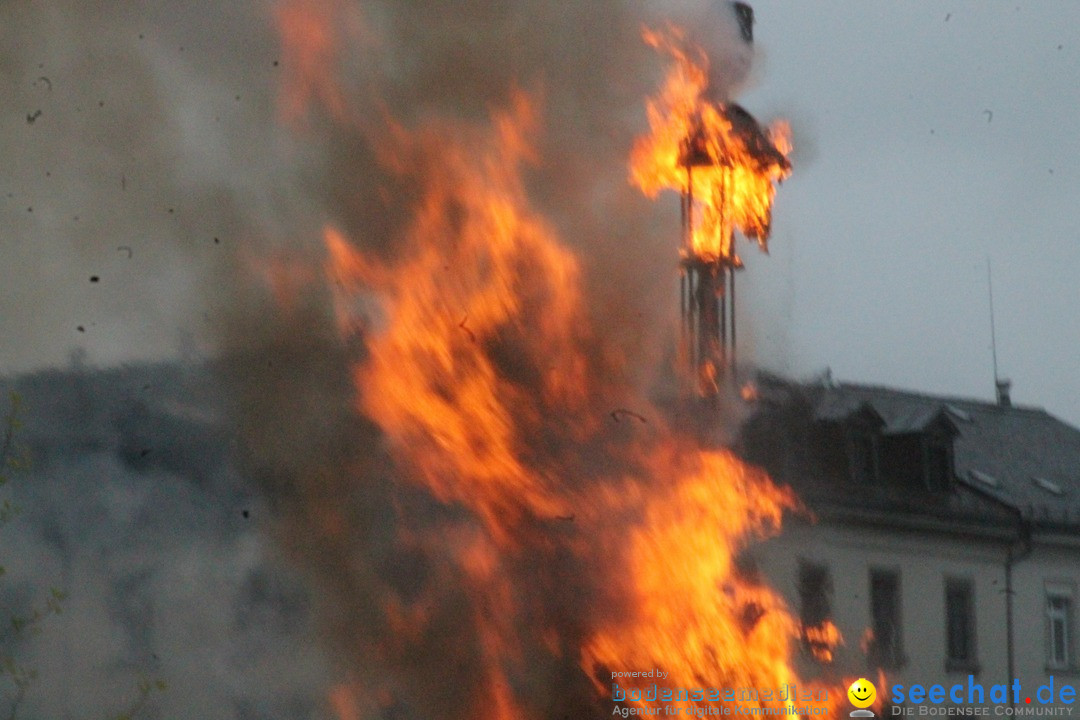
xmin=1010 ymin=542 xmax=1080 ymax=709
xmin=751 ymin=518 xmax=1016 ymax=703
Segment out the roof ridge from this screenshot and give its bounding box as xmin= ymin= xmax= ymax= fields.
xmin=834 ymin=381 xmax=1050 ymax=416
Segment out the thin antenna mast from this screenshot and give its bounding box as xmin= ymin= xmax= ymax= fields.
xmin=987 ymin=256 xmax=999 ymax=384
xmin=986 ymin=256 xmax=1012 ymax=406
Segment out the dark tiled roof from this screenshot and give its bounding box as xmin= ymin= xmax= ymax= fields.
xmin=823 ymin=383 xmax=1080 ymax=528
xmin=741 ymin=378 xmax=1080 ymax=534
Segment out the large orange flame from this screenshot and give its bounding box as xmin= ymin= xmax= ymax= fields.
xmin=269 ymin=3 xmax=853 ymax=719
xmin=581 ymin=448 xmax=807 ymax=713
xmin=322 ymin=92 xmax=600 ymax=720
xmin=324 ymin=92 xmax=594 ymax=544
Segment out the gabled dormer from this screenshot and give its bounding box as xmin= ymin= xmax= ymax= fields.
xmin=921 ymin=411 xmax=960 ymax=492
xmin=815 ymin=390 xmax=962 ymax=492
xmin=812 ymin=396 xmax=886 ymax=485
xmin=879 ymin=408 xmax=960 ymax=492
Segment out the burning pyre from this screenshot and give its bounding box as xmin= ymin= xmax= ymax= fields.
xmin=250 ymin=2 xmax=852 ymax=719
xmin=631 ymin=25 xmax=791 ymax=395
xmin=631 ymin=27 xmax=792 ymax=264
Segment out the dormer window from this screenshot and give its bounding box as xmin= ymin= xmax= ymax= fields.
xmin=869 ymin=408 xmax=958 ymax=491
xmin=919 ymin=411 xmax=958 ymax=492
xmin=814 ymin=394 xmax=961 ymax=492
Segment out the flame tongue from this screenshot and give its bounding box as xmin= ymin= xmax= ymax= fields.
xmin=325 ymin=92 xmax=598 ymax=545
xmin=582 ymin=448 xmax=802 ymax=699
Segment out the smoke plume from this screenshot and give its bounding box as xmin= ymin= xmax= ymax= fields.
xmin=2 ymin=1 xmax=763 ymax=718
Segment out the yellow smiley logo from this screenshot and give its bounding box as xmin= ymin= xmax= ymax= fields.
xmin=848 ymin=678 xmax=877 ymax=709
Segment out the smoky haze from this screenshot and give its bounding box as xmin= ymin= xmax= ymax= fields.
xmin=0 ymin=364 xmax=330 ymax=719
xmin=0 ymin=0 xmax=755 ymax=379
xmin=0 ymin=0 xmax=319 ymax=374
xmin=1 ymin=0 xmax=764 ymax=718
xmin=5 ymin=3 xmax=1079 ymax=421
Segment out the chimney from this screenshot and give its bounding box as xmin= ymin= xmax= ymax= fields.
xmin=995 ymin=378 xmax=1012 ymax=408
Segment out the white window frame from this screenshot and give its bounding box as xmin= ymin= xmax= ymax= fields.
xmin=1046 ymin=582 xmax=1074 ymax=671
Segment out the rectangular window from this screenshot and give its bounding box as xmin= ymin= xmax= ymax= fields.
xmin=945 ymin=578 xmax=977 ymax=670
xmin=799 ymin=562 xmax=831 ymax=626
xmin=869 ymin=569 xmax=903 ymax=669
xmin=798 ymin=561 xmax=834 ymax=662
xmin=1047 ymin=587 xmax=1074 ymax=670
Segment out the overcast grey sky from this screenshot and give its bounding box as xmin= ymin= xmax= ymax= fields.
xmin=737 ymin=2 xmax=1080 ymax=425
xmin=2 ymin=1 xmax=1078 ymax=425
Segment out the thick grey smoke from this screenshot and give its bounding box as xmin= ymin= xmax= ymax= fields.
xmin=0 ymin=0 xmax=319 ymax=374
xmin=0 ymin=0 xmax=752 ymax=372
xmin=0 ymin=366 xmax=332 ymax=719
xmin=0 ymin=0 xmax=753 ymax=374
xmin=2 ymin=1 xmax=756 ymax=718
xmin=270 ymin=0 xmax=755 ymax=381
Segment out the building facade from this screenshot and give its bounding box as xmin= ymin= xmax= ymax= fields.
xmin=739 ymin=378 xmax=1080 ymax=710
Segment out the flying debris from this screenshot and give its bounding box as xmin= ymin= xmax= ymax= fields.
xmin=631 ymin=25 xmax=790 ymax=395
xmin=610 ymin=408 xmax=648 ymax=424
xmin=457 ymin=315 xmax=476 ymax=342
